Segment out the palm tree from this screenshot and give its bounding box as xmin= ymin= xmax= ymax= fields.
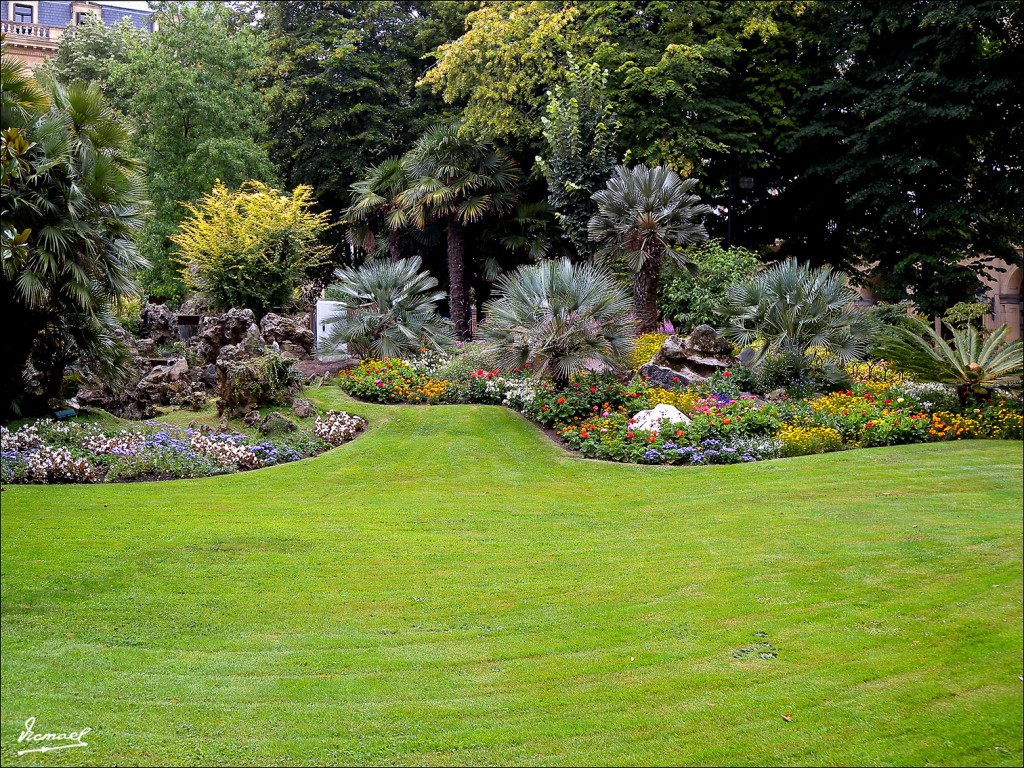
xmin=321 ymin=256 xmax=453 ymax=360
xmin=478 ymin=259 xmax=635 ymax=388
xmin=588 ymin=164 xmax=711 ymax=333
xmin=719 ymin=259 xmax=878 ymax=372
xmin=346 ymin=156 xmax=410 ymax=262
xmin=877 ymin=319 xmax=1023 ymax=404
xmin=2 ymin=53 xmax=149 ymax=416
xmin=400 ymin=123 xmax=521 ymax=340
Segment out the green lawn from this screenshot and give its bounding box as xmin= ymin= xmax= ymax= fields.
xmin=2 ymin=389 xmax=1022 ymax=766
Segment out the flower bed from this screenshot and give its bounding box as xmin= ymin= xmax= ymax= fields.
xmin=339 ymin=353 xmax=1023 ymax=466
xmin=1 ymin=411 xmax=366 ymax=484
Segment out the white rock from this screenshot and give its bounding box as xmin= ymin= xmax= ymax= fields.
xmin=629 ymin=403 xmax=691 ymax=433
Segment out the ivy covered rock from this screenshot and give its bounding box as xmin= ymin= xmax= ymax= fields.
xmin=215 ymin=345 xmax=302 ymax=418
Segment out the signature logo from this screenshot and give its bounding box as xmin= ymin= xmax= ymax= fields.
xmin=16 ymin=717 xmax=91 ymax=756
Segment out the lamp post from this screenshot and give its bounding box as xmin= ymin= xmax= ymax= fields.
xmin=726 ymin=176 xmax=754 ymax=248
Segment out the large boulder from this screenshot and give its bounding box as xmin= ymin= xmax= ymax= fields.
xmin=260 ymin=313 xmax=314 ymax=356
xmin=637 ymin=363 xmax=694 ymax=390
xmin=644 ymin=325 xmax=738 ymax=385
xmin=215 ymin=345 xmax=300 ymax=418
xmin=629 ymin=404 xmax=691 ymax=433
xmin=192 ymin=308 xmax=260 ymax=363
xmin=139 ymin=303 xmax=178 ymax=345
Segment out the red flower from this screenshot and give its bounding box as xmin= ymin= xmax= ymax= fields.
xmin=580 ymin=430 xmax=589 ymax=439
xmin=476 ymin=370 xmax=484 ymax=376
xmin=884 ymin=399 xmax=892 ymax=405
xmin=648 ymin=435 xmax=657 ymax=443
xmin=590 ymin=385 xmax=598 ymax=393
xmin=672 ymin=376 xmax=680 ymax=383
xmin=593 ymin=406 xmax=599 ymax=411
xmin=627 ymin=432 xmax=634 ymax=439
xmin=675 ymin=429 xmax=684 ymax=437
xmin=630 ymin=392 xmax=638 ymax=398
xmin=557 ymin=397 xmax=566 ymax=405
xmin=722 ymin=419 xmax=732 ymax=425
xmin=865 ymin=421 xmax=874 ymax=428
xmin=723 ymin=370 xmax=731 ymax=378
xmin=542 ymin=405 xmax=549 ymax=412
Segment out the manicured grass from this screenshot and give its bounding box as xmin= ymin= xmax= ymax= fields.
xmin=2 ymin=389 xmax=1022 ymax=766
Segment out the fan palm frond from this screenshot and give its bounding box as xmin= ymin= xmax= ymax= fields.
xmin=478 ymin=259 xmax=636 ymax=388
xmin=321 ymin=256 xmax=453 ymax=360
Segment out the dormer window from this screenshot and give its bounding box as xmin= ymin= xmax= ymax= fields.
xmin=13 ymin=3 xmax=34 ymax=23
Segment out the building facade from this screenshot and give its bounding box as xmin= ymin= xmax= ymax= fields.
xmin=1 ymin=1 xmax=154 ymax=70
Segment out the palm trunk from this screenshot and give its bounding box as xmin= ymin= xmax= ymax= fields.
xmin=388 ymin=229 xmax=402 ymax=262
xmin=447 ymin=217 xmax=471 ymax=340
xmin=633 ymin=253 xmax=662 ymax=335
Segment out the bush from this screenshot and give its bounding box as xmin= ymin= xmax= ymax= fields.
xmin=172 ymin=181 xmax=332 ymax=317
xmin=479 ymin=259 xmax=635 ymax=387
xmin=658 ymin=241 xmax=760 ymax=331
xmin=720 ymin=259 xmax=879 ymax=378
xmin=943 ymin=300 xmax=989 ymax=330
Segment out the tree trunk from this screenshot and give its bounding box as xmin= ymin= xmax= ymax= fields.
xmin=633 ymin=254 xmax=662 ymax=335
xmin=0 ymin=291 xmax=45 ymax=419
xmin=388 ymin=229 xmax=402 ymax=262
xmin=447 ymin=217 xmax=471 ymax=340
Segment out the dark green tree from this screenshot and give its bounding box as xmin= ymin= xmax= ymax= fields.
xmin=779 ymin=0 xmax=1023 ymax=316
xmin=258 ymin=0 xmax=443 ymax=219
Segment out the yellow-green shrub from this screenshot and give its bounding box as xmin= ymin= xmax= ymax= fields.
xmin=172 ymin=181 xmax=333 ymax=317
xmin=776 ymin=424 xmax=844 ymax=457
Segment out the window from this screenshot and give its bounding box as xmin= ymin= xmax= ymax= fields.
xmin=76 ymin=12 xmax=90 ymax=24
xmin=13 ymin=4 xmax=34 ymax=23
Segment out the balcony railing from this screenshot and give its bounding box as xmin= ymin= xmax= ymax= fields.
xmin=1 ymin=21 xmax=63 ymax=44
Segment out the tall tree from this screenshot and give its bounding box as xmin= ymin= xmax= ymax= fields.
xmin=111 ymin=1 xmax=274 ymax=300
xmin=589 ymin=165 xmax=711 ymax=334
xmin=536 ymin=57 xmax=619 ymax=258
xmin=36 ymin=13 xmax=139 ymax=111
xmin=2 ymin=56 xmax=149 ymax=417
xmin=779 ymin=0 xmax=1023 ymax=316
xmin=258 ymin=0 xmax=441 ymax=220
xmin=400 ymin=124 xmax=522 ymax=339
